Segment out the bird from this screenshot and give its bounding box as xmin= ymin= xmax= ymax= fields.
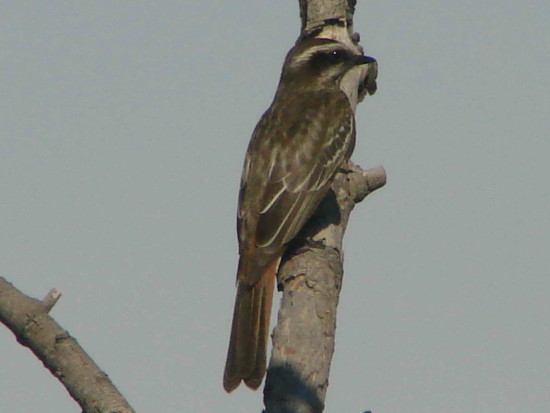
xmin=223 ymin=37 xmax=377 ymax=392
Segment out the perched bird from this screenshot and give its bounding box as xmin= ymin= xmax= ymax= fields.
xmin=223 ymin=37 xmax=376 ymax=392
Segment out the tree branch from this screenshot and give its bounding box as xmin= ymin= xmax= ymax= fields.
xmin=263 ymin=1 xmax=384 ymax=412
xmin=0 ymin=277 xmax=135 ymax=413
xmin=265 ymin=164 xmax=385 ymax=413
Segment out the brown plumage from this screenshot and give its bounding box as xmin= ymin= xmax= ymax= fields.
xmin=223 ymin=38 xmax=376 ymax=392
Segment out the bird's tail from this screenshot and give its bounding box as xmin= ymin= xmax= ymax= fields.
xmin=223 ymin=259 xmax=277 ymax=392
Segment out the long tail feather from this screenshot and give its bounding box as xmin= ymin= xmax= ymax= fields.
xmin=223 ymin=260 xmax=276 ymax=392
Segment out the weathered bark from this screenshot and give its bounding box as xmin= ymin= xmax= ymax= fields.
xmin=265 ymin=165 xmax=385 ymax=413
xmin=0 ymin=277 xmax=135 ymax=413
xmin=263 ymin=1 xmax=384 ymax=412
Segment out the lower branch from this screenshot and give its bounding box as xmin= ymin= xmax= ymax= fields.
xmin=0 ymin=277 xmax=135 ymax=413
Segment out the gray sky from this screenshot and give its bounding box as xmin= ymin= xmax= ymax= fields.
xmin=1 ymin=2 xmax=549 ymax=412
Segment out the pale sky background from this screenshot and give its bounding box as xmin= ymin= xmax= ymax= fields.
xmin=1 ymin=2 xmax=549 ymax=412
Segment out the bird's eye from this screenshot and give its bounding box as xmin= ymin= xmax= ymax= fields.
xmin=328 ymin=50 xmax=345 ymax=62
xmin=309 ymin=48 xmax=348 ymax=71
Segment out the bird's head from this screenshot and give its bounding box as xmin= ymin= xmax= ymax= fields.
xmin=280 ymin=38 xmax=376 ymax=89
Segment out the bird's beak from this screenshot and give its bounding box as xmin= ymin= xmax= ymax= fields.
xmin=356 ymin=55 xmax=378 ymax=97
xmin=354 ymin=55 xmax=377 ymax=66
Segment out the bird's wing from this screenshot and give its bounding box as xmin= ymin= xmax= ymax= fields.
xmin=251 ymin=95 xmax=355 ymax=250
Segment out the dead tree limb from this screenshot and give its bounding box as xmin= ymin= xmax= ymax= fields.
xmin=264 ymin=1 xmax=384 ymax=412
xmin=0 ymin=277 xmax=135 ymax=413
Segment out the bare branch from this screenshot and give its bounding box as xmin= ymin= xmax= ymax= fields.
xmin=0 ymin=277 xmax=135 ymax=413
xmin=264 ymin=162 xmax=385 ymax=413
xmin=42 ymin=288 xmax=62 ymax=312
xmin=264 ymin=1 xmax=384 ymax=412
